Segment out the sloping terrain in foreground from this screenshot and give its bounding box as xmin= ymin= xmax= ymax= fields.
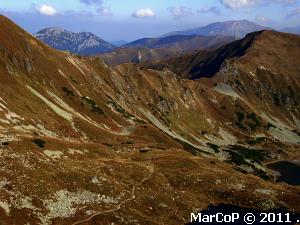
xmin=0 ymin=15 xmax=300 ymax=224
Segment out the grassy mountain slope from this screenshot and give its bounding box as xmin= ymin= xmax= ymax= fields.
xmin=0 ymin=15 xmax=299 ymax=224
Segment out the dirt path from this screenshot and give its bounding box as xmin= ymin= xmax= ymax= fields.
xmin=72 ymin=160 xmax=154 ymax=225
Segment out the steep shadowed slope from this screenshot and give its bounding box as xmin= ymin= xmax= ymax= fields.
xmin=146 ymin=30 xmax=300 ymax=80
xmin=0 ymin=15 xmax=300 ymax=225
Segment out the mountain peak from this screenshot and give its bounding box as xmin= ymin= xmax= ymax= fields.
xmin=36 ymin=27 xmax=67 ymax=34
xmin=162 ymin=20 xmax=271 ymax=39
xmin=35 ymin=27 xmax=115 ymax=55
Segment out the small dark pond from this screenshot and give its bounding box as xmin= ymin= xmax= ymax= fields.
xmin=267 ymin=160 xmax=300 ymax=185
xmin=187 ymin=204 xmax=300 ymax=225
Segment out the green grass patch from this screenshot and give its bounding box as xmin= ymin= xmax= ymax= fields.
xmin=234 ymin=79 xmax=246 ymax=93
xmin=107 ymin=99 xmax=145 ymax=123
xmin=254 ymin=170 xmax=270 ymax=181
xmin=103 ymin=143 xmax=113 ymax=147
xmin=273 ymin=93 xmax=281 ymax=106
xmin=174 ymin=139 xmax=209 ymax=155
xmin=224 ymin=145 xmax=270 ymax=180
xmin=108 ymin=100 xmax=133 ymax=119
xmin=247 ymin=137 xmax=266 ymax=145
xmin=32 ymin=139 xmax=46 ymax=148
xmin=225 ymin=150 xmax=248 ymax=166
xmin=234 ymin=79 xmax=242 ymax=86
xmin=246 ymin=113 xmax=261 ymax=131
xmin=207 ymin=143 xmax=220 ymax=153
xmin=229 ymin=145 xmax=268 ymax=164
xmin=70 ymin=76 xmax=79 ymax=84
xmin=158 ymin=95 xmax=165 ymax=102
xmin=82 ymin=96 xmax=104 ymax=115
xmin=235 ymin=112 xmax=246 ymax=130
xmin=292 ymin=130 xmax=300 ymax=136
xmin=235 ymin=112 xmax=261 ymax=131
xmin=62 ymin=87 xmax=75 ymax=98
xmin=121 ymin=141 xmax=134 ymax=145
xmin=266 ymin=122 xmax=276 ymax=130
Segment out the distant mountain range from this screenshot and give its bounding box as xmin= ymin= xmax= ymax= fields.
xmin=122 ymin=35 xmax=233 ymax=49
xmin=34 ymin=20 xmax=272 ymax=57
xmin=100 ymin=35 xmax=234 ymax=65
xmin=162 ymin=20 xmax=271 ymax=39
xmin=35 ymin=27 xmax=115 ymax=55
xmin=35 ymin=20 xmax=299 ymax=61
xmin=111 ymin=40 xmax=128 ymax=47
xmin=281 ymin=26 xmax=300 ymax=35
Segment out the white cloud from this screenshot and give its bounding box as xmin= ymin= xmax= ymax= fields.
xmin=168 ymin=6 xmax=192 ymax=19
xmin=36 ymin=4 xmax=57 ymax=16
xmin=132 ymin=8 xmax=155 ymax=18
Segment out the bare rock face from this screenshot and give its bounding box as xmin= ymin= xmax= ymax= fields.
xmin=0 ymin=15 xmax=300 ymax=225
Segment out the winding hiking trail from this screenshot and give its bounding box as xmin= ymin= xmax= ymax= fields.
xmin=72 ymin=160 xmax=155 ymax=225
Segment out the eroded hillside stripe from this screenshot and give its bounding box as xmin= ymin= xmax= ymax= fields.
xmin=27 ymin=85 xmax=73 ymax=121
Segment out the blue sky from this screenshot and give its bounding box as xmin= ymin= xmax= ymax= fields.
xmin=1 ymin=0 xmax=300 ymax=41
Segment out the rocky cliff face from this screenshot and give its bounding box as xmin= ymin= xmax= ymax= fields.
xmin=0 ymin=15 xmax=300 ymax=224
xmin=35 ymin=27 xmax=115 ymax=55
